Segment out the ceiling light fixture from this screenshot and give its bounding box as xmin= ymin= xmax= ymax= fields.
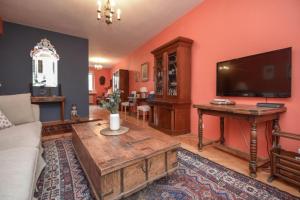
xmin=89 ymin=57 xmax=111 ymax=64
xmin=94 ymin=64 xmax=103 ymax=70
xmin=97 ymin=0 xmax=121 ymax=25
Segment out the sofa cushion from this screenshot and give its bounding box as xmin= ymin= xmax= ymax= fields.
xmin=32 ymin=104 xmax=40 ymax=121
xmin=0 ymin=93 xmax=35 ymax=125
xmin=0 ymin=121 xmax=42 ymax=150
xmin=0 ymin=147 xmax=39 ymax=200
xmin=0 ymin=109 xmax=13 ymax=130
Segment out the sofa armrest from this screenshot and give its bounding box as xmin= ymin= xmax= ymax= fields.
xmin=31 ymin=104 xmax=40 ymax=121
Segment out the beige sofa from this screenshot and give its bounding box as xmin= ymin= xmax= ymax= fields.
xmin=0 ymin=95 xmax=45 ymax=200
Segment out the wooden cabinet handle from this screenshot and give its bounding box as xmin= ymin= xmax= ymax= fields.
xmin=139 ymin=163 xmax=146 ymax=173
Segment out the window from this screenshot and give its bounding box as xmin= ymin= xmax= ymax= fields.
xmin=88 ymin=72 xmax=94 ymax=91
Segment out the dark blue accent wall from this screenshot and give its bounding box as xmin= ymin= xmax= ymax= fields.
xmin=0 ymin=22 xmax=89 ymax=121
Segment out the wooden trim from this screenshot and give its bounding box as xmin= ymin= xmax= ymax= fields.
xmin=151 ymin=37 xmax=193 ymax=55
xmin=273 ymin=152 xmax=300 ymax=165
xmin=277 ymin=164 xmax=300 ymax=176
xmin=203 ymin=139 xmax=220 ymax=147
xmin=31 ymin=96 xmax=65 ymax=103
xmin=273 ymin=131 xmax=300 ymax=141
xmin=275 ymin=171 xmax=300 ymax=187
xmin=213 ymin=143 xmax=267 ymax=163
xmin=193 ymin=104 xmax=287 ymax=116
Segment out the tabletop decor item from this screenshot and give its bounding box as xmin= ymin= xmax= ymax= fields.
xmin=100 ymin=126 xmax=129 ymax=136
xmin=140 ymin=87 xmax=148 ymax=98
xmin=100 ymin=89 xmax=121 ymax=130
xmin=70 ymin=104 xmax=80 ymax=122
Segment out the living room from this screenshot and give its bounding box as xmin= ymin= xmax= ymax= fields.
xmin=0 ymin=0 xmax=299 ymax=200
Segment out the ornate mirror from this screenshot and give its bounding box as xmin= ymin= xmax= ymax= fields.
xmin=30 ymin=38 xmax=59 ymax=87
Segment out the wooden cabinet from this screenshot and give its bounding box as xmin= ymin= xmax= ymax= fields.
xmin=112 ymin=69 xmax=129 ymax=102
xmin=149 ymin=37 xmax=193 ymax=135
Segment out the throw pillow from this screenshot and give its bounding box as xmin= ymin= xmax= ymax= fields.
xmin=0 ymin=93 xmax=35 ymax=125
xmin=0 ymin=110 xmax=13 ymax=130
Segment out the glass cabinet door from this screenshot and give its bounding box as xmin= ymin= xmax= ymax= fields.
xmin=167 ymin=52 xmax=177 ymax=96
xmin=113 ymin=71 xmax=119 ymax=92
xmin=155 ymin=57 xmax=164 ymax=96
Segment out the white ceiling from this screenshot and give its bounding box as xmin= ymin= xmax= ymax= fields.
xmin=0 ymin=0 xmax=202 ymax=67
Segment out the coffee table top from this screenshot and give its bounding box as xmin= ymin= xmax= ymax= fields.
xmin=72 ymin=120 xmax=180 ymax=175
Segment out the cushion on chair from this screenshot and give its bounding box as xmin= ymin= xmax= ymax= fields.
xmin=137 ymin=105 xmax=150 ymax=112
xmin=129 ymin=102 xmax=136 ymax=106
xmin=0 ymin=110 xmax=13 ymax=130
xmin=121 ymin=102 xmax=130 ymax=106
xmin=0 ymin=93 xmax=35 ymax=125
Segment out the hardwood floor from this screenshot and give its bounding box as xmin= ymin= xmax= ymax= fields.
xmin=44 ymin=105 xmax=300 ymax=197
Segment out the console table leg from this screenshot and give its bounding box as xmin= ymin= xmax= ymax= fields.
xmin=61 ymin=101 xmax=65 ymax=121
xmin=198 ymin=109 xmax=203 ymax=150
xmin=272 ymin=118 xmax=280 ymax=147
xmin=220 ymin=117 xmax=225 ymax=144
xmin=250 ymin=123 xmax=257 ymax=178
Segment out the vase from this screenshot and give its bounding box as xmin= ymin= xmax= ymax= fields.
xmin=110 ymin=113 xmax=120 ymax=131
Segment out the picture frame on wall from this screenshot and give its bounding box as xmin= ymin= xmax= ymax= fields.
xmin=141 ymin=62 xmax=149 ymax=82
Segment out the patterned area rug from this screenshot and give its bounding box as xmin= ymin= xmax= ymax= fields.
xmin=35 ymin=138 xmax=299 ymax=200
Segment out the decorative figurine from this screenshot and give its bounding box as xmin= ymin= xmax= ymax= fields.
xmin=71 ymin=104 xmax=80 ymax=121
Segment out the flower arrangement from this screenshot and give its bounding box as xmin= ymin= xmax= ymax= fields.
xmin=100 ymin=89 xmax=121 ymax=114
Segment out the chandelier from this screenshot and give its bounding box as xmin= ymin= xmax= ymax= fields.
xmin=94 ymin=64 xmax=103 ymax=70
xmin=97 ymin=0 xmax=121 ymax=25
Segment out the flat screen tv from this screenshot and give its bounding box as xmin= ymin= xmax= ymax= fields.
xmin=216 ymin=48 xmax=292 ymax=98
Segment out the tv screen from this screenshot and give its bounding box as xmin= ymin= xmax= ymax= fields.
xmin=216 ymin=48 xmax=291 ymax=98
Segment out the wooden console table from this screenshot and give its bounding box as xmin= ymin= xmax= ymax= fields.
xmin=31 ymin=96 xmax=65 ymax=121
xmin=193 ymin=104 xmax=287 ymax=178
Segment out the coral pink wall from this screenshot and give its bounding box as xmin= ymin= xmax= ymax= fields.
xmin=113 ymin=0 xmax=300 ymax=157
xmin=113 ymin=55 xmax=155 ymax=93
xmin=89 ymin=67 xmax=112 ymax=96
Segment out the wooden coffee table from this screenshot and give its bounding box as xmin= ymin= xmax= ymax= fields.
xmin=72 ymin=120 xmax=180 ymax=200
